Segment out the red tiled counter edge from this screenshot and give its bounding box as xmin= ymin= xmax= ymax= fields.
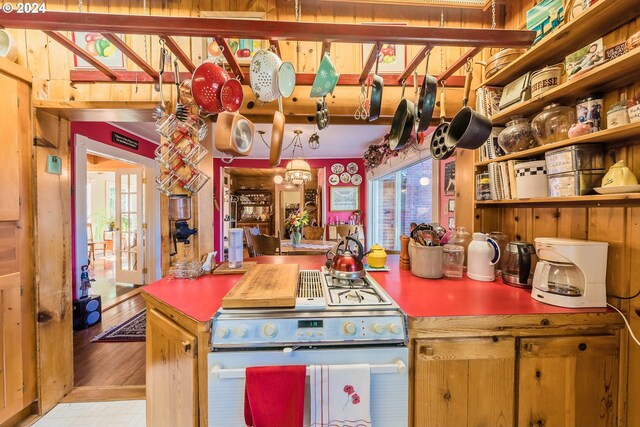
xmin=142 ymin=255 xmax=609 ymax=322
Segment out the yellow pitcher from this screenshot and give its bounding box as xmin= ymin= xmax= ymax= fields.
xmin=367 ymin=244 xmax=388 ymax=268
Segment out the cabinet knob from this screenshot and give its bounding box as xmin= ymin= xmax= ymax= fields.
xmin=420 ymin=346 xmax=434 ymax=356
xmin=182 ymin=341 xmax=192 ymax=352
xmin=578 ymin=342 xmax=587 ymax=351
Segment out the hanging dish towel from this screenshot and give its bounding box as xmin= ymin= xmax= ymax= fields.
xmin=244 ymin=365 xmax=306 ymax=427
xmin=309 ymin=364 xmax=372 ymax=427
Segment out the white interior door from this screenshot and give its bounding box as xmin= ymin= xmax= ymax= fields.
xmin=115 ymin=167 xmax=144 ymax=284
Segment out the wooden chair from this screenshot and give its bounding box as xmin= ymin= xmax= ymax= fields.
xmin=87 ymin=223 xmax=105 ymax=261
xmin=336 ymin=225 xmax=359 ymax=240
xmin=303 ymin=225 xmax=325 ymax=240
xmin=251 ymin=232 xmax=282 ymax=256
xmin=243 ymin=226 xmax=259 ymax=257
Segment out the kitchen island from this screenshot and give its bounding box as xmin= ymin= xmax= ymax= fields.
xmin=142 ymin=255 xmax=623 ymax=427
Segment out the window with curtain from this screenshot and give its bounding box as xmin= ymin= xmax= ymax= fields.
xmin=370 ymin=157 xmax=434 ymax=250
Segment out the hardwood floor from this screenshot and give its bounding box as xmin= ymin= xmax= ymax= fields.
xmin=73 ymin=295 xmax=146 ymax=387
xmin=88 ymin=253 xmax=139 ymax=304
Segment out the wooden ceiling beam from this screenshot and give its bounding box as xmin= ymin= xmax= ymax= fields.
xmin=102 ymin=33 xmax=158 ymax=80
xmin=436 ymin=47 xmax=482 ymax=83
xmin=214 ymin=37 xmax=246 ymax=82
xmin=359 ymin=42 xmax=381 ymax=84
xmin=44 ymin=30 xmax=117 ymax=80
xmin=2 ymin=11 xmax=535 ymax=47
xmin=398 ymin=44 xmax=432 ymax=83
xmin=70 ymin=70 xmax=466 ymax=87
xmin=163 ymin=36 xmax=195 ymax=73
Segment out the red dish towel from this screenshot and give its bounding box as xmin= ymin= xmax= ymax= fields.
xmin=244 ymin=365 xmax=306 ymax=427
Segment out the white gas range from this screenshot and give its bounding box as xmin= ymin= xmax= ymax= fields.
xmin=208 ymin=267 xmax=409 ymax=427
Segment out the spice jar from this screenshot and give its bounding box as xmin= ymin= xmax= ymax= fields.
xmin=628 ymin=94 xmax=640 ymax=124
xmin=498 ymin=116 xmax=538 ymax=154
xmin=531 ymin=103 xmax=577 ymax=145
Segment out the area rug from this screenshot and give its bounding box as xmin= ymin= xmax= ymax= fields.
xmin=91 ymin=310 xmax=146 ymax=343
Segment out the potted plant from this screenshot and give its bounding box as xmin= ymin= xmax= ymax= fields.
xmin=284 ymin=209 xmax=309 ymax=248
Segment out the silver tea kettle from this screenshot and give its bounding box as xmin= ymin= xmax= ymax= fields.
xmin=501 ymin=241 xmax=537 ymax=288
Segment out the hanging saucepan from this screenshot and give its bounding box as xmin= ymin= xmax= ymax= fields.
xmin=430 ymin=85 xmax=454 ymax=160
xmin=368 ymin=54 xmax=383 ymax=122
xmin=389 ymin=80 xmax=416 ymax=151
xmin=270 ymin=97 xmax=285 ymax=167
xmin=316 ymin=96 xmax=330 ymax=130
xmin=416 ymin=51 xmax=437 ymax=132
xmin=215 ymin=112 xmax=254 ymax=157
xmin=444 ymin=64 xmax=493 ymax=150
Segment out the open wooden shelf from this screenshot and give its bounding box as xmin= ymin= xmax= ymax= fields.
xmin=475 ymin=122 xmax=640 ymax=167
xmin=475 ymin=193 xmax=640 ymax=206
xmin=489 ymin=48 xmax=640 ymax=125
xmin=483 ymin=0 xmax=640 ymax=87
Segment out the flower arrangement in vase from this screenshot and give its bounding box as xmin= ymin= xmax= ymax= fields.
xmin=284 ymin=209 xmax=309 ymax=247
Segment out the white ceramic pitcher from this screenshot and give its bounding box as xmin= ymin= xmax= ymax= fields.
xmin=467 ymin=232 xmax=501 ymax=282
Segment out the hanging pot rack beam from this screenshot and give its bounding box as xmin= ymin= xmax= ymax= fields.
xmin=70 ymin=70 xmax=466 ymax=87
xmin=359 ymin=42 xmax=382 ymax=84
xmin=436 ymin=46 xmax=482 ymax=82
xmin=43 ymin=30 xmax=117 ymax=80
xmin=0 ymin=11 xmax=535 ymax=47
xmin=214 ymin=37 xmax=246 ymax=82
xmin=101 ymin=33 xmax=158 ymax=80
xmin=398 ymin=44 xmax=433 ymax=83
xmin=163 ymin=36 xmax=195 ymax=73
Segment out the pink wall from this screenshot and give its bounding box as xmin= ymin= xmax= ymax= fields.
xmin=213 ymin=157 xmax=367 ymax=259
xmin=70 ymin=122 xmax=157 ymax=299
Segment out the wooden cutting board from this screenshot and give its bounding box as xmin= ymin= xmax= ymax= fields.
xmin=212 ymin=261 xmax=257 ymax=275
xmin=221 ymin=264 xmax=300 ymax=309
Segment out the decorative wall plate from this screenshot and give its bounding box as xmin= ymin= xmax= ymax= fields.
xmin=331 ymin=163 xmax=344 ymax=174
xmin=340 ymin=172 xmax=351 ymax=183
xmin=347 ymin=162 xmax=359 ymax=174
xmin=351 ymin=173 xmax=363 ymax=185
xmin=328 ymin=174 xmax=340 ymax=185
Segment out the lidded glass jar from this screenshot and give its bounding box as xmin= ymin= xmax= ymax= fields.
xmin=531 ymin=103 xmax=577 ymax=145
xmin=449 ymin=227 xmax=472 ymax=267
xmin=497 ymin=116 xmax=538 ymax=154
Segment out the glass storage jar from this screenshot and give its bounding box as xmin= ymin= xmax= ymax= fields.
xmin=497 ymin=116 xmax=538 ymax=154
xmin=442 ymin=244 xmax=465 ymax=278
xmin=531 ymin=103 xmax=577 ymax=145
xmin=449 ymin=227 xmax=472 ymax=267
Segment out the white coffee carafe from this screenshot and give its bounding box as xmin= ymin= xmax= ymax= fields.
xmin=467 ymin=232 xmax=501 ymax=281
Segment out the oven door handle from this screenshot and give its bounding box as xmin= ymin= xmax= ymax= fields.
xmin=210 ymin=359 xmax=407 ymax=379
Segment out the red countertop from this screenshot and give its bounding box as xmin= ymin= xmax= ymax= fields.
xmin=142 ymin=255 xmax=607 ymax=323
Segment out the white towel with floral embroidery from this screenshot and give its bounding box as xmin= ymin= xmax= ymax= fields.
xmin=309 ymin=364 xmax=371 ymax=427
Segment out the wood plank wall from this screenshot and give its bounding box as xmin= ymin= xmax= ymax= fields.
xmin=467 ymin=4 xmax=640 ymax=426
xmin=3 ymin=0 xmax=495 ymax=114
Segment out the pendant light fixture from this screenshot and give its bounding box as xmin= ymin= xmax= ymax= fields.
xmin=284 ymin=129 xmax=312 ymax=187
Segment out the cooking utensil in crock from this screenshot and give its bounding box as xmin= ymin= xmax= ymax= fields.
xmin=416 ymin=51 xmax=437 ymax=132
xmin=310 ymin=52 xmax=340 ymax=98
xmin=215 ymin=112 xmax=254 ymax=157
xmin=430 ymin=86 xmax=454 ymax=160
xmin=368 ymin=55 xmax=383 ymax=122
xmin=190 ymin=61 xmax=232 ymax=114
xmin=444 ymin=63 xmax=493 ymax=150
xmin=316 ymin=96 xmax=330 ymax=130
xmin=270 ymin=98 xmax=285 ymax=167
xmin=250 ymin=48 xmax=283 ymax=103
xmin=328 ymin=236 xmax=366 ymax=280
xmin=389 ymin=80 xmax=416 ymax=151
xmin=173 ymin=60 xmax=189 ymax=121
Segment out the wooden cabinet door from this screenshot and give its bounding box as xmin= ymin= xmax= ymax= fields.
xmin=0 ymin=273 xmax=22 ymax=425
xmin=146 ymin=308 xmax=198 ymax=427
xmin=0 ymin=74 xmax=20 ymax=222
xmin=414 ymin=337 xmax=516 ymax=427
xmin=518 ymin=335 xmax=618 ymax=427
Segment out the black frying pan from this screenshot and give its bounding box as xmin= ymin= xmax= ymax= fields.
xmin=368 ymin=55 xmax=383 ymax=122
xmin=430 ymin=88 xmax=454 ymax=160
xmin=416 ymin=51 xmax=437 ymax=132
xmin=444 ymin=65 xmax=493 ymax=150
xmin=389 ymin=81 xmax=415 ymax=151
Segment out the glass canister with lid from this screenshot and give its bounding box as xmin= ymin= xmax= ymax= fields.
xmin=531 ymin=103 xmax=577 ymax=145
xmin=448 ymin=227 xmax=472 ymax=267
xmin=497 ymin=116 xmax=538 ymax=154
xmin=442 ymin=244 xmax=465 ymax=278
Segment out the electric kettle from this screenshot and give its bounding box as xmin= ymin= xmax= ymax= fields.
xmin=501 ymin=241 xmax=537 ymax=288
xmin=327 ymin=236 xmax=366 ymax=279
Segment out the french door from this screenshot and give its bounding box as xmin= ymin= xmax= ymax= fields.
xmin=115 ymin=168 xmax=145 ymax=284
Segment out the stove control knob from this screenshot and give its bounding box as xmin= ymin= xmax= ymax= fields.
xmin=371 ymin=323 xmax=385 ymax=334
xmin=388 ymin=323 xmax=401 ymax=335
xmin=263 ymin=323 xmax=278 ymax=338
xmin=343 ymin=322 xmax=357 ymax=336
xmin=216 ymin=326 xmax=230 ymax=339
xmin=234 ymin=326 xmax=249 ymax=338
